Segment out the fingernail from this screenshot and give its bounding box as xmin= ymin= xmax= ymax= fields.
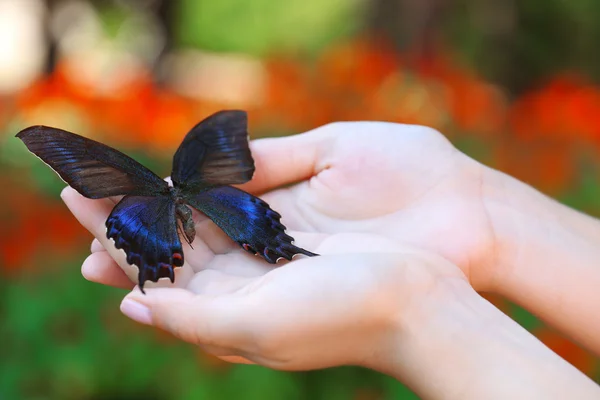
xmin=120 ymin=299 xmax=152 ymax=325
xmin=60 ymin=186 xmax=70 ymax=200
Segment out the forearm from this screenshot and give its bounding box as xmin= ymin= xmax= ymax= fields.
xmin=483 ymin=167 xmax=600 ymax=354
xmin=376 ymin=279 xmax=600 ymax=400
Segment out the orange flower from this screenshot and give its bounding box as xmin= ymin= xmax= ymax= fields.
xmin=0 ymin=217 xmax=39 ymax=273
xmin=263 ymin=58 xmax=316 ymax=130
xmin=45 ymin=205 xmax=88 ymax=254
xmin=563 ymin=86 xmax=600 ymax=143
xmin=448 ymin=78 xmax=507 ymax=136
xmin=509 ymin=74 xmax=600 ymax=146
xmin=1 ymin=189 xmax=43 ymax=274
xmin=316 ymin=38 xmax=399 ymax=94
xmin=372 ymin=75 xmax=451 ymax=131
xmin=144 ymin=92 xmax=201 ymax=150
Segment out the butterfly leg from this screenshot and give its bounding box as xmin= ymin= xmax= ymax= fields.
xmin=176 ymin=203 xmax=196 ymax=245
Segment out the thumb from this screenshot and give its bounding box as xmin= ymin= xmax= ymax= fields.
xmin=238 ymin=125 xmax=336 ymax=194
xmin=120 ymin=288 xmax=253 ymax=349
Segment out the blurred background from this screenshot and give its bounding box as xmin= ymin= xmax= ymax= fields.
xmin=1 ymin=0 xmax=600 ymax=398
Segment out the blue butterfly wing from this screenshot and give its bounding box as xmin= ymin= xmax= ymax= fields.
xmin=18 ymin=111 xmax=317 ymax=291
xmin=171 ymin=110 xmax=254 ymax=190
xmin=184 ymin=186 xmax=317 ymax=263
xmin=106 ymin=195 xmax=183 ymax=292
xmin=16 ymin=126 xmax=168 ymax=198
xmin=173 ymin=110 xmax=317 ymax=262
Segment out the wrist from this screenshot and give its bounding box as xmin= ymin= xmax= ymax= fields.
xmin=481 ymin=166 xmax=600 ymax=291
xmin=374 ymin=275 xmax=599 ymax=399
xmin=373 ymin=277 xmax=486 ymax=396
xmin=481 ymin=166 xmax=600 ymax=354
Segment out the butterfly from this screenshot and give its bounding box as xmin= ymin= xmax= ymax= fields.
xmin=16 ymin=110 xmax=318 ymax=292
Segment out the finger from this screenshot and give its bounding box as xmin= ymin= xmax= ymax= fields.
xmin=196 ymin=343 xmax=250 ymax=360
xmin=63 ymin=186 xmax=196 ymax=289
xmin=82 ymin=251 xmax=134 ymax=289
xmin=238 ymin=126 xmax=336 ymax=194
xmin=217 ymin=355 xmax=255 ymax=365
xmin=197 ymin=344 xmax=256 ymax=365
xmin=61 ymin=186 xmax=113 ymax=238
xmin=91 ymin=238 xmax=105 ymax=253
xmin=121 ymin=288 xmax=254 ymax=351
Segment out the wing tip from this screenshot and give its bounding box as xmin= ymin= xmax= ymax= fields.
xmin=217 ymin=109 xmax=247 ymax=118
xmin=298 ymin=248 xmax=319 ymax=258
xmin=16 ymin=125 xmax=64 ymax=143
xmin=15 ymin=125 xmax=45 ymax=139
xmin=209 ymin=109 xmax=248 ymax=127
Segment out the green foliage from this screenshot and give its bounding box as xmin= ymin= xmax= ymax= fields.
xmin=558 ymin=149 xmax=600 ymax=216
xmin=509 ymin=303 xmax=543 ymax=332
xmin=452 ymin=134 xmax=497 ymax=165
xmin=174 ymin=0 xmax=364 ymax=56
xmin=97 ymin=4 xmax=130 ymax=39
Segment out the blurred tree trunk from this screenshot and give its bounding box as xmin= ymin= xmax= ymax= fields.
xmin=44 ymin=0 xmax=60 ymax=73
xmin=154 ymin=0 xmax=174 ymax=84
xmin=367 ymin=0 xmax=449 ymax=59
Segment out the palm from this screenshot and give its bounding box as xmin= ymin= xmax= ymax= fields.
xmin=68 ymin=121 xmax=495 ymax=292
xmin=252 ymin=123 xmax=494 ymax=287
xmin=166 ymin=123 xmax=490 ymax=292
xmin=62 ymin=121 xmax=496 ymax=367
xmin=149 ymin=216 xmax=406 ymax=295
xmin=119 ymin=225 xmax=464 ymax=370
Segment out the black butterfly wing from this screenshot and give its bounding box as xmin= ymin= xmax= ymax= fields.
xmin=16 ymin=126 xmax=168 ymax=198
xmin=171 ymin=110 xmax=254 ymax=190
xmin=106 ymin=195 xmax=183 ymax=292
xmin=184 ymin=186 xmax=318 ymax=263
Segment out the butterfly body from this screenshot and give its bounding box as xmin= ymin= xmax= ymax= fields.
xmin=17 ymin=110 xmax=318 ymax=292
xmin=173 ymin=197 xmax=196 ymax=245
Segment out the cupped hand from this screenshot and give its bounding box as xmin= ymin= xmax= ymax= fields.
xmin=66 ymin=185 xmax=470 ymax=371
xmin=59 ymin=121 xmax=600 ymax=398
xmin=243 ymin=122 xmax=497 ymax=289
xmin=242 ymin=121 xmax=498 ymax=289
xmin=61 ymin=121 xmax=497 ymax=366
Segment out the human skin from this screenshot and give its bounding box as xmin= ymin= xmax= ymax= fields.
xmin=61 ymin=121 xmax=600 ymax=398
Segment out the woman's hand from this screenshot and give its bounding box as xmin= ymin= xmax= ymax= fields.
xmin=64 ymin=120 xmax=501 ymax=292
xmin=62 ymin=120 xmax=600 ymax=393
xmin=240 ymin=122 xmax=498 ymax=290
xmin=239 ymin=121 xmax=600 ymax=355
xmin=117 ymin=248 xmax=466 ymax=372
xmin=62 ymin=186 xmax=600 ymax=399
